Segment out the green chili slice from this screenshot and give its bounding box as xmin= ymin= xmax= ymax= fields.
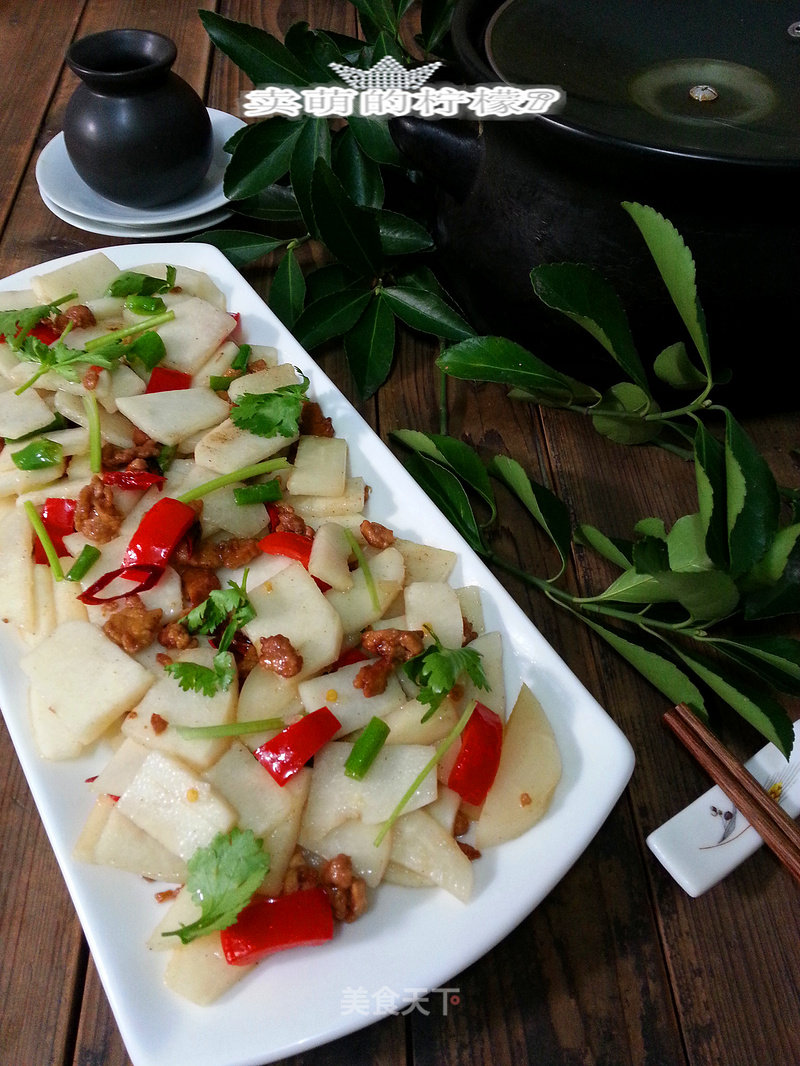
xmin=344 ymin=717 xmax=391 ymax=780
xmin=65 ymin=544 xmax=101 ymax=582
xmin=11 ymin=438 xmax=63 ymax=470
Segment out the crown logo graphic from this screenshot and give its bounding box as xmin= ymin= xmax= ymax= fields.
xmin=328 ymin=55 xmax=442 ymax=92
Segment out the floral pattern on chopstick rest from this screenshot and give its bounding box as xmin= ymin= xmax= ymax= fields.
xmin=646 ymin=720 xmax=800 ymax=897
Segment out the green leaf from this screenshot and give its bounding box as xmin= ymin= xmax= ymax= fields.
xmin=310 ymin=158 xmax=382 ymax=275
xmin=574 ymin=524 xmax=633 ymax=569
xmin=674 ymin=645 xmax=794 ymax=757
xmin=343 ymin=291 xmax=396 ymax=398
xmin=419 ymin=0 xmax=457 ymax=51
xmin=724 ymin=409 xmax=779 ymax=580
xmin=489 ymin=455 xmax=571 ymax=579
xmin=373 ymin=210 xmax=434 ymax=257
xmin=694 ymin=420 xmax=728 ymax=569
xmin=403 ymin=452 xmax=485 ymax=555
xmin=744 ymin=522 xmax=800 ymax=587
xmin=283 ymin=22 xmax=350 ymax=83
xmin=622 ymin=201 xmax=711 ymax=376
xmin=186 ymin=231 xmax=286 ymax=271
xmin=666 ymin=512 xmax=713 ymax=573
xmin=381 ymin=282 xmax=474 ymax=340
xmin=347 ymin=0 xmax=400 ymax=36
xmin=583 ymin=568 xmax=675 ymax=605
xmin=332 ymin=125 xmax=385 ymax=208
xmin=653 ymin=341 xmax=708 ymax=389
xmin=703 ymin=634 xmax=800 ymax=698
xmin=233 ymin=185 xmax=302 ymax=223
xmin=269 ymin=246 xmax=306 ymax=330
xmin=742 ymin=535 xmax=800 ymax=620
xmin=437 ymin=335 xmax=582 ymax=404
xmin=162 ymin=827 xmax=270 ymax=945
xmin=347 ymin=113 xmax=403 ymax=166
xmin=223 ymin=118 xmax=304 ymax=200
xmin=291 ymin=118 xmax=332 ymax=239
xmin=591 ymin=382 xmax=662 ymax=444
xmin=579 ymin=615 xmax=708 ymax=719
xmin=531 ymin=262 xmax=650 ymax=394
xmin=393 ymin=429 xmax=496 ymax=522
xmin=293 ymin=287 xmax=373 ymax=350
xmin=199 ymin=11 xmax=310 ymax=86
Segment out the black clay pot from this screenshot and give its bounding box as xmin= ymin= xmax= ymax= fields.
xmin=63 ymin=29 xmax=213 ymax=209
xmin=391 ymin=0 xmax=800 ymax=408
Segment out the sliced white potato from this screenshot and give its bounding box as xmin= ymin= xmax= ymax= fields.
xmin=193 ymin=416 xmax=297 ymax=474
xmin=299 ymin=741 xmax=437 ymax=846
xmin=227 ymin=361 xmax=299 ymax=401
xmin=116 ymin=750 xmax=236 ymax=860
xmin=289 ymin=476 xmax=366 ymax=519
xmin=285 ymin=436 xmax=347 ymax=497
xmin=307 ymin=521 xmax=353 ymax=591
xmin=314 ymin=818 xmax=393 ymax=888
xmin=388 ymin=808 xmax=474 ymax=902
xmin=31 ymin=251 xmax=120 ymax=302
xmin=0 ymin=386 xmax=55 ymax=439
xmin=28 ymin=686 xmax=84 ymax=760
xmin=115 ymin=387 xmax=229 ymax=446
xmin=204 ymin=741 xmax=310 ymax=895
xmin=394 ymin=538 xmax=457 ymax=583
xmin=298 ymin=660 xmax=406 ymax=738
xmin=20 ymin=619 xmax=154 ymax=745
xmin=474 ymin=683 xmax=562 ymax=849
xmin=121 ymin=645 xmax=237 ymax=770
xmin=404 ymin=580 xmax=464 ymax=650
xmin=155 ymin=296 xmax=237 ymax=375
xmin=242 ymin=560 xmax=343 ymax=678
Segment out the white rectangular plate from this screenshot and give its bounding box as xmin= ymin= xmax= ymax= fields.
xmin=0 ymin=244 xmax=634 ymax=1066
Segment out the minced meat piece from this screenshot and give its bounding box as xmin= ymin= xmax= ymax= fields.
xmin=360 ymin=519 xmax=394 ymax=549
xmin=269 ymin=502 xmax=313 ymax=537
xmin=299 ymin=401 xmax=334 ymax=438
xmin=258 ymin=634 xmax=303 ymax=678
xmin=158 ymin=619 xmax=198 ymax=651
xmin=103 ymin=596 xmax=163 ymax=654
xmin=74 ymin=475 xmax=123 ymax=544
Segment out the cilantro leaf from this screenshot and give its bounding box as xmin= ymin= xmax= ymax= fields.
xmin=230 ymin=376 xmax=310 ymax=439
xmin=0 ymin=293 xmax=75 ymax=350
xmin=162 ymin=827 xmax=270 ymax=945
xmin=164 ymin=656 xmax=233 ymax=697
xmin=162 ymin=575 xmax=254 ymax=696
xmin=183 ymin=573 xmax=255 ymax=649
xmin=403 ymin=628 xmax=489 ymax=721
xmin=13 ymin=331 xmax=113 ymax=393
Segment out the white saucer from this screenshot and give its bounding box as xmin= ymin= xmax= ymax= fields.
xmin=36 ymin=108 xmax=245 ymax=226
xmin=40 ymin=189 xmax=233 ymax=238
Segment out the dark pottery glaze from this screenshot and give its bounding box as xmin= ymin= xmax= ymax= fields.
xmin=391 ymin=0 xmax=800 ymax=408
xmin=63 ymin=29 xmax=213 ymax=209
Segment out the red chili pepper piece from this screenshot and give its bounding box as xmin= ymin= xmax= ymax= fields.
xmin=145 ymin=366 xmax=193 ymax=394
xmin=122 ymin=496 xmax=197 ymax=570
xmin=77 ymin=564 xmax=165 ymax=605
xmin=33 ymin=497 xmax=77 ymax=563
xmin=254 ymin=706 xmax=341 ymax=786
xmin=258 ymin=530 xmax=313 ymax=568
xmin=447 ymin=700 xmax=504 ymax=807
xmin=221 ymin=887 xmax=334 ymax=966
xmin=330 ymin=645 xmax=369 ymax=671
xmin=102 ymin=469 xmax=166 ymax=491
xmin=29 ymin=321 xmax=61 ymax=344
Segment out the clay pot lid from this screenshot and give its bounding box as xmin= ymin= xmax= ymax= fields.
xmin=477 ymin=0 xmax=800 ymax=165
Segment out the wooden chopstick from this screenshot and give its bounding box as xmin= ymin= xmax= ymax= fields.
xmin=663 ymin=702 xmax=800 ymax=888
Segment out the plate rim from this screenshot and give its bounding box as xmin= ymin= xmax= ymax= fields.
xmin=0 ymin=242 xmax=635 ymax=1066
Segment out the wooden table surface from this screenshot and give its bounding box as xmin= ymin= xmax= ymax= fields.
xmin=1 ymin=3 xmax=799 ymax=1065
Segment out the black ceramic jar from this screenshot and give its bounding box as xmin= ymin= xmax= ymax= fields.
xmin=63 ymin=29 xmax=213 ymax=209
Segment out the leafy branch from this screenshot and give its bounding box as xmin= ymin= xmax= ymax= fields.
xmin=193 ymin=3 xmax=473 ymax=398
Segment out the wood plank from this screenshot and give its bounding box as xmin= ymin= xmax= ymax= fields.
xmin=0 ymin=3 xmax=86 ymax=234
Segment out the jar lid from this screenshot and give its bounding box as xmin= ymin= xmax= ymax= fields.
xmin=481 ymin=0 xmax=800 ymax=165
